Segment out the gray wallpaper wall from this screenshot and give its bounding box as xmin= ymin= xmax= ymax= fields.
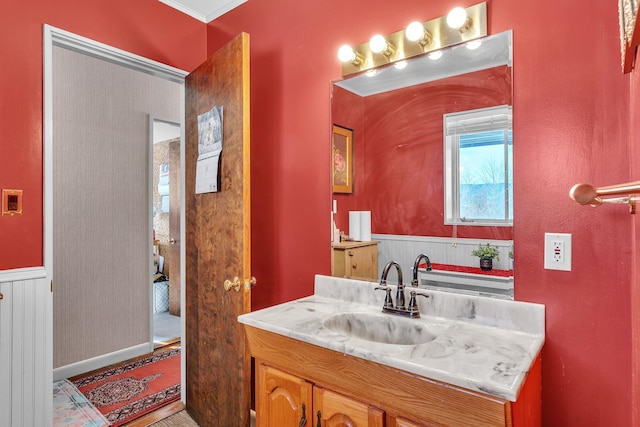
xmin=52 ymin=45 xmax=181 ymax=368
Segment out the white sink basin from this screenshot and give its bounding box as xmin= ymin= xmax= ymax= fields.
xmin=323 ymin=312 xmax=437 ymax=345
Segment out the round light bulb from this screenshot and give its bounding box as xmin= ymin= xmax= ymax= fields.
xmin=447 ymin=7 xmax=468 ymax=29
xmin=428 ymin=51 xmax=443 ymax=60
xmin=338 ymin=44 xmax=355 ymax=62
xmin=405 ymin=22 xmax=425 ymax=42
xmin=369 ymin=35 xmax=388 ymax=54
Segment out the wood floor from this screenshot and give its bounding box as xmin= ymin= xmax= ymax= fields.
xmin=123 ymin=400 xmax=186 ymax=426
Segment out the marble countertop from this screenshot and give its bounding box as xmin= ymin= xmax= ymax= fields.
xmin=238 ymin=275 xmax=544 ymax=402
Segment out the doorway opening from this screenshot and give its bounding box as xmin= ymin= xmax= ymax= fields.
xmin=45 ymin=25 xmax=187 ymax=398
xmin=151 ymin=118 xmax=182 ymax=346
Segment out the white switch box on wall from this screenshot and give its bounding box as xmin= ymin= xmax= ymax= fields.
xmin=544 ymin=233 xmax=572 ymax=271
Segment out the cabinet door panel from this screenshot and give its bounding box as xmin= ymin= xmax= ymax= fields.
xmin=348 ymin=246 xmax=377 ymax=280
xmin=314 ymin=387 xmax=384 ymax=427
xmin=257 ymin=363 xmax=313 ymax=427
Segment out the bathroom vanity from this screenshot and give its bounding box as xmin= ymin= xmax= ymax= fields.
xmin=239 ymin=275 xmax=544 ymax=427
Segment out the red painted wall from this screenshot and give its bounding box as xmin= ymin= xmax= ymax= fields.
xmin=629 ymin=38 xmax=640 ymax=427
xmin=207 ymin=0 xmax=636 ymax=425
xmin=1 ymin=0 xmax=637 ymax=424
xmin=332 ymin=66 xmax=513 ymax=240
xmin=0 ymin=0 xmax=206 ymax=269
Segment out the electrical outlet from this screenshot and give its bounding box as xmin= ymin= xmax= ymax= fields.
xmin=544 ymin=233 xmax=572 ymax=271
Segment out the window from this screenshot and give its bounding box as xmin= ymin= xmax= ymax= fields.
xmin=444 ymin=105 xmax=513 ymax=226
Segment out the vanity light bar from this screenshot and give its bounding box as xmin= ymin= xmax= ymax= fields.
xmin=339 ymin=2 xmax=487 ymax=77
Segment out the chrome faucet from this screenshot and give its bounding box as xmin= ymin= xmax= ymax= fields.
xmin=376 ymin=260 xmax=429 ymax=318
xmin=411 ymin=253 xmax=432 ymax=288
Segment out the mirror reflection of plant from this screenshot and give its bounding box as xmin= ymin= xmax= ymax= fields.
xmin=471 ymin=243 xmax=500 ymax=260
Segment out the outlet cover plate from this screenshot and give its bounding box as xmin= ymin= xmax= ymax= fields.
xmin=544 ymin=233 xmax=571 ymax=271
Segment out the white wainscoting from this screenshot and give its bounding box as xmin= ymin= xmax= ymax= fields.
xmin=373 ymin=234 xmax=514 ymax=282
xmin=0 ymin=267 xmax=52 ymax=427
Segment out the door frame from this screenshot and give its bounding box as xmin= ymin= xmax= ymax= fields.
xmin=43 ymin=24 xmax=188 ymax=402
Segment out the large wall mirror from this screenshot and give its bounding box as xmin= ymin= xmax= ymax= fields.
xmin=330 ymin=30 xmax=514 ymax=299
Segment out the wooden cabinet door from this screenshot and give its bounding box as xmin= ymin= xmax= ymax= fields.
xmin=348 ymin=245 xmax=377 ymax=280
xmin=256 ymin=364 xmax=313 ymax=427
xmin=314 ymin=387 xmax=384 ymax=427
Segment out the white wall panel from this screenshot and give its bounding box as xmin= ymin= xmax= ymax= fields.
xmin=374 ymin=234 xmax=513 ymax=279
xmin=0 ymin=268 xmax=52 ymax=427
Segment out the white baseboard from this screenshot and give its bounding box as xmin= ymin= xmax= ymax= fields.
xmin=53 ymin=342 xmax=153 ymax=381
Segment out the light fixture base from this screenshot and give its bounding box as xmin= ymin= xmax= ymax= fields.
xmin=340 ymin=2 xmax=487 ymax=76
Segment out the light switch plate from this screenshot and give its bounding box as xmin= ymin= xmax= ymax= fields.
xmin=2 ymin=189 xmax=23 ymax=216
xmin=544 ymin=233 xmax=571 ymax=271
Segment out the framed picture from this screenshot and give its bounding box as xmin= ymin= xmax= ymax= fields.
xmin=619 ymin=0 xmax=640 ymax=73
xmin=332 ymin=125 xmax=353 ymax=193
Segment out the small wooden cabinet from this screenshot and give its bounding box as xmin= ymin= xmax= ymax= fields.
xmin=331 ymin=241 xmax=378 ymax=281
xmin=257 ymin=364 xmax=384 ymax=427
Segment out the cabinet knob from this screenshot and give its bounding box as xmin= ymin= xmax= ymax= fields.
xmin=352 ymin=263 xmax=358 ymax=269
xmin=0 ymin=292 xmax=3 ymax=300
xmin=348 ymin=251 xmax=354 ymax=256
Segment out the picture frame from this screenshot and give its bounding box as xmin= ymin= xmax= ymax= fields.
xmin=619 ymin=0 xmax=640 ymax=73
xmin=332 ymin=125 xmax=353 ymax=193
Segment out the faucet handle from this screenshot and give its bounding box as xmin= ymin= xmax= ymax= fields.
xmin=375 ymin=286 xmax=394 ymax=309
xmin=408 ymin=291 xmax=430 ymax=313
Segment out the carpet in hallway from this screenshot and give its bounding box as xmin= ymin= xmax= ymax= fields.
xmin=72 ymin=348 xmax=180 ymax=426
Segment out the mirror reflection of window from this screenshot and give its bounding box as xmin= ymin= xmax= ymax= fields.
xmin=444 ymin=105 xmax=513 ymax=225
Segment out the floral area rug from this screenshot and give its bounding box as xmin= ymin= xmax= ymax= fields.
xmin=53 ymin=379 xmax=109 ymax=426
xmin=72 ymin=348 xmax=181 ymax=426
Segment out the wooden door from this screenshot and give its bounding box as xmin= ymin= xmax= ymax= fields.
xmin=256 ymin=363 xmax=313 ymax=427
xmin=168 ymin=139 xmax=181 ymax=315
xmin=184 ymin=33 xmax=252 ymax=426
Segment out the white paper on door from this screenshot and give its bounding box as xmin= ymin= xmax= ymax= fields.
xmin=195 ymin=105 xmax=224 ymax=194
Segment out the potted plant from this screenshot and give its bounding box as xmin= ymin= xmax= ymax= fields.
xmin=471 ymin=243 xmax=500 ymax=271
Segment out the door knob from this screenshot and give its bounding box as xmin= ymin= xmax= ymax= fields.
xmin=169 ymin=238 xmax=176 ymax=245
xmin=224 ymin=277 xmax=241 ymax=292
xmin=224 ymin=276 xmax=257 ymax=292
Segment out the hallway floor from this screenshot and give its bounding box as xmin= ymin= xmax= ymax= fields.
xmin=154 ymin=311 xmax=181 ymax=345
